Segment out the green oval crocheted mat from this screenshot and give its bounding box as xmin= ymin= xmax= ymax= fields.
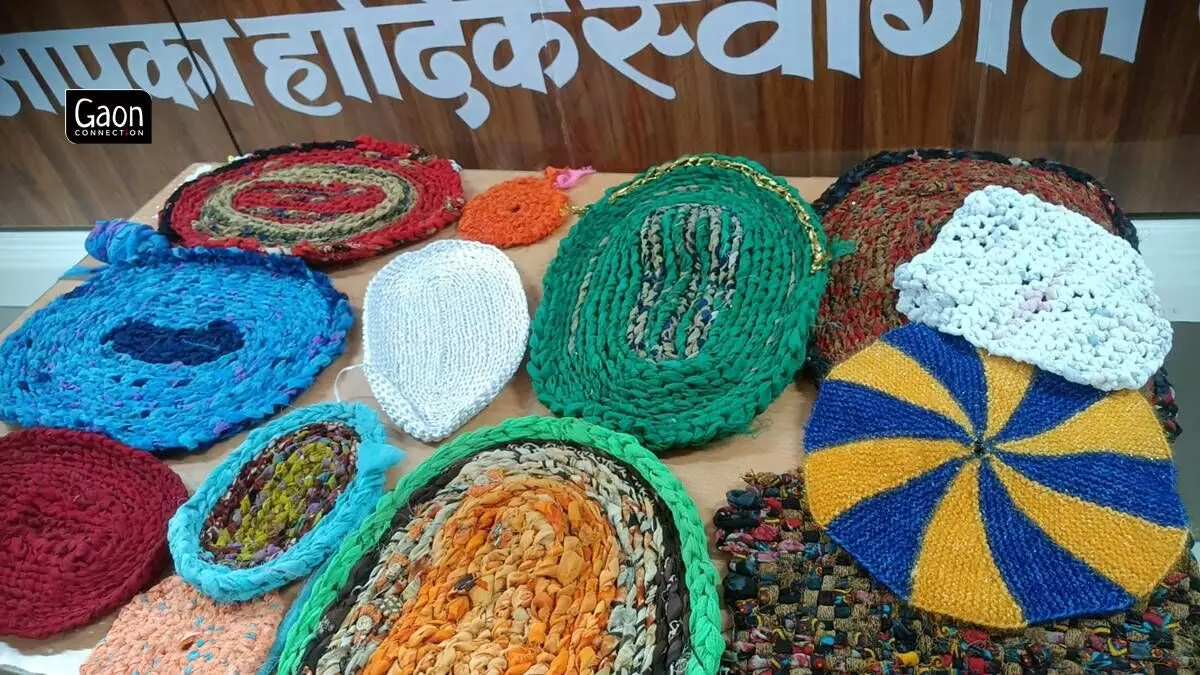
xmin=273 ymin=416 xmax=723 ymax=675
xmin=529 ymin=154 xmax=831 ymax=450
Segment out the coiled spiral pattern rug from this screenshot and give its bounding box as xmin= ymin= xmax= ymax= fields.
xmin=529 ymin=154 xmax=831 ymax=450
xmin=804 ymin=323 xmax=1188 ymax=628
xmin=808 ymin=148 xmax=1179 ymax=439
xmin=169 ymin=402 xmax=402 ymax=602
xmin=0 ymin=429 xmax=187 ymax=639
xmin=274 ymin=416 xmax=722 ymax=675
xmin=158 ymin=137 xmax=464 ymax=263
xmin=715 ymin=472 xmax=1200 ymax=674
xmin=0 ymin=247 xmax=352 ymax=452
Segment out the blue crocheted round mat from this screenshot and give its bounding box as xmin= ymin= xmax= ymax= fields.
xmin=0 ymin=248 xmax=352 ymax=452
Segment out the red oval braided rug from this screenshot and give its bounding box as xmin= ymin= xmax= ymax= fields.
xmin=0 ymin=429 xmax=188 ymax=639
xmin=158 ymin=136 xmax=465 ymax=264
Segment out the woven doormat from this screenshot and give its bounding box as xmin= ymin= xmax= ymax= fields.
xmin=530 ymin=154 xmax=831 ymax=450
xmin=715 ymin=472 xmax=1200 ymax=674
xmin=0 ymin=429 xmax=187 ymax=639
xmin=808 ymin=148 xmax=1179 ymax=439
xmin=273 ymin=416 xmax=722 ymax=674
xmin=804 ymin=323 xmax=1188 ymax=629
xmin=169 ymin=402 xmax=402 ymax=602
xmin=81 ymin=576 xmax=285 ymax=674
xmin=0 ymin=247 xmax=352 ymax=452
xmin=159 ymin=137 xmax=464 ymax=263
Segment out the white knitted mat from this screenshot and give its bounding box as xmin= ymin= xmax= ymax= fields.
xmin=894 ymin=186 xmax=1172 ymax=391
xmin=361 ymin=240 xmax=529 ymax=441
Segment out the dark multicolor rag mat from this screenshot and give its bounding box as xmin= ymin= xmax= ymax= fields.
xmin=530 ymin=154 xmax=831 ymax=450
xmin=0 ymin=429 xmax=187 ymax=639
xmin=273 ymin=416 xmax=723 ymax=674
xmin=0 ymin=247 xmax=352 ymax=452
xmin=804 ymin=323 xmax=1188 ymax=629
xmin=808 ymin=148 xmax=1179 ymax=440
xmin=168 ymin=402 xmax=402 ymax=602
xmin=714 ymin=472 xmax=1200 ymax=674
xmin=159 ymin=136 xmax=464 ymax=263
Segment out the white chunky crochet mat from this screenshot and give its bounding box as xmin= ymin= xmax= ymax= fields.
xmin=361 ymin=239 xmax=529 ymax=441
xmin=894 ymin=186 xmax=1171 ymax=391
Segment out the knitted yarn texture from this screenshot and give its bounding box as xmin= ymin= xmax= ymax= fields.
xmin=274 ymin=416 xmax=723 ymax=675
xmin=361 ymin=239 xmax=528 ymax=442
xmin=158 ymin=137 xmax=465 ymax=264
xmin=715 ymin=472 xmax=1200 ymax=674
xmin=0 ymin=247 xmax=352 ymax=452
xmin=81 ymin=576 xmax=285 ymax=675
xmin=86 ymin=218 xmax=169 ymax=263
xmin=804 ymin=323 xmax=1188 ymax=628
xmin=458 ymin=166 xmax=595 ymax=248
xmin=0 ymin=429 xmax=187 ymax=639
xmin=895 ymin=186 xmax=1172 ymax=392
xmin=529 ymin=154 xmax=830 ymax=450
xmin=169 ymin=402 xmax=403 ymax=603
xmin=808 ymin=148 xmax=1136 ymax=377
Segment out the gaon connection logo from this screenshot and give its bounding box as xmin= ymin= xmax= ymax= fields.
xmin=65 ymin=89 xmax=152 ymax=144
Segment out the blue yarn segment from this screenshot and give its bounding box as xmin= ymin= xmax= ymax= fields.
xmin=103 ymin=319 xmax=245 ymax=365
xmin=978 ymin=459 xmax=1131 ymax=623
xmin=804 ymin=380 xmax=972 ymax=451
xmin=882 ymin=323 xmax=987 ymax=434
xmin=824 ymin=459 xmax=963 ymax=597
xmin=257 ymin=557 xmax=332 ymax=675
xmin=994 ymin=451 xmax=1188 ymax=527
xmin=0 ymin=247 xmax=353 ymax=452
xmin=86 ymin=218 xmax=170 ymax=264
xmin=168 ymin=402 xmax=403 ymax=604
xmin=992 ymin=369 xmax=1107 ymax=443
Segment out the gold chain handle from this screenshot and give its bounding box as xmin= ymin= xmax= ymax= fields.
xmin=607 ymin=156 xmax=831 ymax=273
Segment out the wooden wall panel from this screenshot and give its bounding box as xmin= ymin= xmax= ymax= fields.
xmin=1 ymin=0 xmax=1197 ymax=227
xmin=0 ymin=0 xmax=237 ymax=227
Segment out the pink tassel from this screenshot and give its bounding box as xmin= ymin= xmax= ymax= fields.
xmin=550 ymin=166 xmax=596 ymax=189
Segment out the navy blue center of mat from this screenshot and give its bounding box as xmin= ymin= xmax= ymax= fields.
xmin=103 ymin=319 xmax=244 ymax=365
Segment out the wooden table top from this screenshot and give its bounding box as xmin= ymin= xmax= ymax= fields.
xmin=0 ymin=165 xmax=837 ymax=668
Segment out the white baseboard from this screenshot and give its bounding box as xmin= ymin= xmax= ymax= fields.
xmin=0 ymin=231 xmax=87 ymax=307
xmin=1133 ymin=218 xmax=1200 ymax=323
xmin=0 ymin=219 xmax=1196 ymax=320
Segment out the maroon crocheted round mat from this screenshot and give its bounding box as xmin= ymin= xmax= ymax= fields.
xmin=0 ymin=429 xmax=188 ymax=639
xmin=809 ymin=148 xmax=1179 ymax=440
xmin=158 ymin=136 xmax=465 ymax=264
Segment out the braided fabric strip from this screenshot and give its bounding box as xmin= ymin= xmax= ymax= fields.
xmin=82 ymin=576 xmax=286 ymax=674
xmin=0 ymin=247 xmax=352 ymax=452
xmin=0 ymin=429 xmax=187 ymax=639
xmin=715 ymin=472 xmax=1200 ymax=674
xmin=274 ymin=416 xmax=723 ymax=675
xmin=804 ymin=323 xmax=1188 ymax=628
xmin=362 ymin=240 xmax=529 ymax=442
xmin=169 ymin=402 xmax=402 ymax=602
xmin=807 ymin=148 xmax=1180 ymax=440
xmin=158 ymin=137 xmax=464 ymax=263
xmin=530 ymin=154 xmax=830 ymax=450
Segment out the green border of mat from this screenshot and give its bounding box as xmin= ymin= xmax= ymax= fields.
xmin=275 ymin=415 xmax=723 ymax=675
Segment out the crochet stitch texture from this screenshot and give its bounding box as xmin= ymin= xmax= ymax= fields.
xmin=362 ymin=239 xmax=529 ymax=442
xmin=0 ymin=429 xmax=187 ymax=639
xmin=715 ymin=472 xmax=1200 ymax=674
xmin=158 ymin=137 xmax=465 ymax=263
xmin=169 ymin=402 xmax=402 ymax=603
xmin=804 ymin=323 xmax=1188 ymax=629
xmin=806 ymin=148 xmax=1183 ymax=440
xmin=81 ymin=576 xmax=285 ymax=674
xmin=0 ymin=247 xmax=353 ymax=452
xmin=458 ymin=167 xmax=591 ymax=247
xmin=895 ymin=186 xmax=1172 ymax=392
xmin=274 ymin=416 xmax=723 ymax=675
xmin=529 ymin=154 xmax=830 ymax=450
